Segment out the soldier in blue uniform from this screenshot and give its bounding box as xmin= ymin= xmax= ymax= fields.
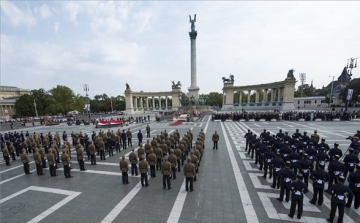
xmin=309 ymin=163 xmax=328 ymax=205
xmin=347 ymin=164 xmax=360 ymax=209
xmin=288 ymin=174 xmax=307 ymax=219
xmin=326 ymin=155 xmax=345 ymax=193
xmin=326 ymin=175 xmax=353 ymax=223
xmin=343 ymin=148 xmax=359 ymax=178
xmin=271 ymin=152 xmax=284 ymax=189
xmin=277 ymin=161 xmax=296 ymax=202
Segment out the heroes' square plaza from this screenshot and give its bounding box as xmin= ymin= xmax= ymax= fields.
xmin=0 ymin=118 xmax=359 ymax=223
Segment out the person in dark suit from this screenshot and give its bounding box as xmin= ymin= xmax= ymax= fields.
xmin=326 ymin=175 xmax=354 ymax=223
xmin=347 ymin=164 xmax=360 ymax=209
xmin=121 ymin=130 xmax=127 ymax=149
xmin=277 ymin=161 xmax=296 ymax=202
xmin=107 ymin=136 xmax=114 ymax=156
xmin=298 ymin=153 xmax=313 ymax=190
xmin=309 ymin=163 xmax=328 ymax=205
xmin=138 ymin=130 xmax=143 ymax=146
xmin=288 ymin=174 xmax=307 ymax=219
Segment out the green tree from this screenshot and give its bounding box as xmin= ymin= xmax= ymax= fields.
xmin=113 ymin=95 xmax=126 ymax=111
xmin=339 ymin=81 xmax=360 ymax=106
xmin=206 ymin=92 xmax=223 ymax=107
xmin=31 ymin=88 xmax=52 ymax=115
xmin=14 ymin=94 xmax=35 ymax=117
xmin=47 ymin=85 xmax=76 ymax=115
xmin=294 ymin=84 xmax=315 ymax=97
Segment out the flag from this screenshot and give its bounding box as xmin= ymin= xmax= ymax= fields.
xmin=346 ymin=89 xmax=354 ymax=100
xmin=84 ymin=104 xmax=90 ymax=111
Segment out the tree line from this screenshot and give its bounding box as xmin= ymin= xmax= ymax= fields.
xmin=14 ymin=85 xmax=126 ymax=118
xmin=14 ymin=86 xmax=225 ymax=118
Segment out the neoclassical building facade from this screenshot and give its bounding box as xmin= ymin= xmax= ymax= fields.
xmin=0 ymin=86 xmax=31 ymax=118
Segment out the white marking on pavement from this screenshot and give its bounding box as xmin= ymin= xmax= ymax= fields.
xmin=0 ymin=170 xmax=36 ymax=185
xmin=100 ymin=179 xmax=147 ymax=223
xmin=166 ymin=115 xmax=211 ymax=223
xmin=0 ymin=186 xmax=81 ymax=223
xmin=221 ymin=122 xmax=259 ymax=223
xmin=257 ymin=192 xmax=324 ymax=222
xmin=0 ymin=161 xmax=35 ymax=174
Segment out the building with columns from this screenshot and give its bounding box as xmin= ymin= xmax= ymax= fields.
xmin=124 ymin=87 xmax=182 ymax=115
xmin=222 ymin=74 xmax=296 ymax=111
xmin=0 ymin=86 xmax=31 ymax=118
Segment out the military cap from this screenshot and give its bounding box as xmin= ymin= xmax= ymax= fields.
xmin=321 ymin=138 xmax=325 ymax=141
xmin=334 ymin=154 xmax=340 ymax=159
xmin=357 ymin=130 xmax=360 ymax=133
xmin=338 ymin=175 xmax=346 ymax=182
xmin=320 ymin=146 xmax=325 ymax=150
xmin=296 ymin=129 xmax=299 ymax=132
xmin=334 ymin=142 xmax=339 ymax=146
xmin=314 ymin=130 xmax=317 ymax=133
xmin=304 ymin=131 xmax=307 ymax=134
xmin=308 ymin=141 xmax=313 ymax=145
xmin=285 ymin=131 xmax=288 ymax=134
xmin=267 ymin=145 xmax=272 ymax=148
xmin=319 ymin=162 xmax=325 ymax=168
xmin=297 ymin=173 xmax=303 ymax=179
xmin=285 ymin=161 xmax=291 ymax=165
xmin=276 ymin=151 xmax=281 ymax=155
xmin=248 ymin=129 xmax=250 ymax=132
xmin=263 ymin=129 xmax=266 ymax=132
xmin=349 ymin=147 xmax=354 ymax=151
xmin=284 ymin=141 xmax=289 ymax=145
xmin=303 ymin=153 xmax=308 ymax=157
xmin=356 ymin=163 xmax=360 ymax=169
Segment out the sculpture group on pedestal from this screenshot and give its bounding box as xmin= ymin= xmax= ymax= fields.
xmin=222 ymin=74 xmax=235 ymax=84
xmin=171 ymin=81 xmax=182 ymax=89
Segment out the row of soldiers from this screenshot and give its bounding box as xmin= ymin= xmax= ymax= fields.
xmin=212 ymin=110 xmax=358 ymax=122
xmin=119 ymin=129 xmax=206 ymax=191
xmin=244 ymin=128 xmax=360 ymax=222
xmin=1 ymin=127 xmax=207 ymax=192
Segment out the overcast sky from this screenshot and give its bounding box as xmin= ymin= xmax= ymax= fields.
xmin=1 ymin=1 xmax=359 ymax=98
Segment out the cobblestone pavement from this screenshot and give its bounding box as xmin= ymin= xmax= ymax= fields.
xmin=1 ymin=116 xmax=359 ymax=223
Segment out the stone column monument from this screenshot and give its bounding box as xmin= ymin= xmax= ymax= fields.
xmin=188 ymin=14 xmax=200 ymax=102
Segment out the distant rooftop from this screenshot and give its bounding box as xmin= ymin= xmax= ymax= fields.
xmin=0 ymin=86 xmax=31 ymax=91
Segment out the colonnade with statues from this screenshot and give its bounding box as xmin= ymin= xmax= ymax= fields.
xmin=222 ymin=71 xmax=297 ymax=111
xmin=124 ymin=86 xmax=182 ymax=115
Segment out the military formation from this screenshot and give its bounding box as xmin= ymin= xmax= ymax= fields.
xmin=119 ymin=128 xmax=205 ymax=191
xmin=1 ymin=125 xmax=206 ymax=192
xmin=212 ymin=110 xmax=357 ymax=121
xmin=245 ymin=128 xmax=360 ymax=222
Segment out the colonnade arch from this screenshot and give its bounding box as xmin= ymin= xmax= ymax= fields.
xmin=222 ymin=74 xmax=296 ymax=111
xmin=124 ymin=88 xmax=182 ymax=115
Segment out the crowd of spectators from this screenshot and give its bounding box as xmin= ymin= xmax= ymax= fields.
xmin=212 ymin=110 xmax=359 ymax=121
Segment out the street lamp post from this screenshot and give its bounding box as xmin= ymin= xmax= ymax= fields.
xmin=299 ymin=73 xmax=306 ymax=97
xmin=345 ymin=57 xmax=357 ymax=111
xmin=109 ymin=94 xmax=113 ymax=113
xmin=83 ymin=84 xmax=90 ymax=120
xmin=34 ymin=98 xmax=38 ymax=118
xmin=329 ymin=75 xmax=335 ymax=107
